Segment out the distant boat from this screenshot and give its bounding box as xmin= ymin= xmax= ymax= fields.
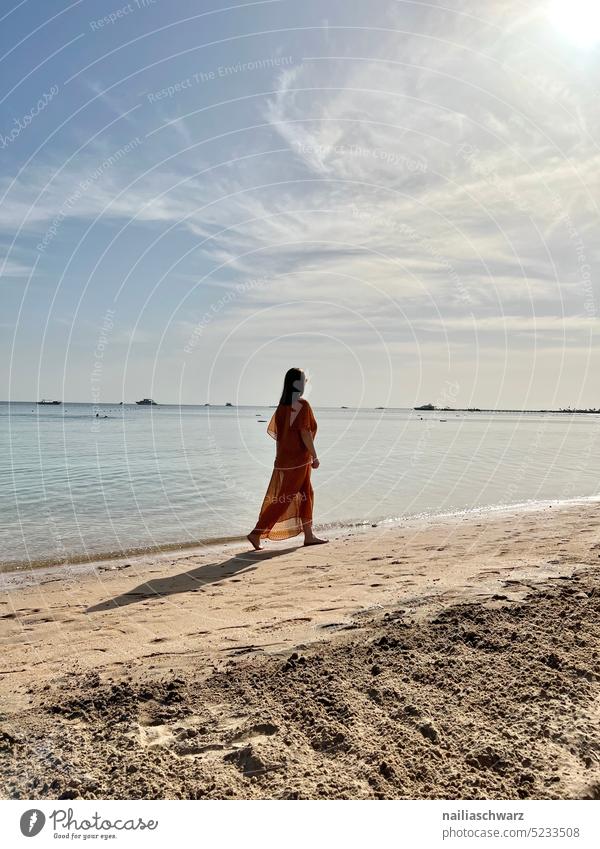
xmin=136 ymin=398 xmax=157 ymax=405
xmin=340 ymin=405 xmax=349 ymax=409
xmin=375 ymin=406 xmax=385 ymax=409
xmin=225 ymin=402 xmax=234 ymax=407
xmin=37 ymin=399 xmax=61 ymax=405
xmin=414 ymin=403 xmax=435 ymax=411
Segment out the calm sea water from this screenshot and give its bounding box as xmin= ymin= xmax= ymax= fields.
xmin=2 ymin=402 xmax=600 ymax=571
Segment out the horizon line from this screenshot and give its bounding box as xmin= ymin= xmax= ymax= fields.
xmin=2 ymin=401 xmax=600 ymax=414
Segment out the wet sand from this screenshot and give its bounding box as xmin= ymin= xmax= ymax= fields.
xmin=1 ymin=501 xmax=600 ymax=799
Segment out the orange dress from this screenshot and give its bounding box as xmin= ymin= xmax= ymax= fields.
xmin=252 ymin=399 xmax=318 ymax=540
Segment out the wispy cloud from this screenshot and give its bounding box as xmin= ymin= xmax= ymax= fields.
xmin=0 ymin=256 xmax=33 ymax=279
xmin=2 ymin=0 xmax=599 ymax=407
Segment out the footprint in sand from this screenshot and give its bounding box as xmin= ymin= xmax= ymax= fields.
xmin=137 ymin=708 xmax=253 ymax=757
xmin=230 ymin=722 xmax=278 ymax=745
xmin=138 ymin=722 xmax=175 ymax=748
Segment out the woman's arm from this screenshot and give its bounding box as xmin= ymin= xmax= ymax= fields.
xmin=301 ymin=429 xmax=320 ymax=468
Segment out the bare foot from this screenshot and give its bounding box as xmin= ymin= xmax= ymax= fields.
xmin=304 ymin=536 xmax=328 ymax=546
xmin=247 ymin=532 xmax=264 ymax=550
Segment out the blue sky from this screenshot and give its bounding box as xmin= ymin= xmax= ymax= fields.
xmin=1 ymin=0 xmax=600 ymax=407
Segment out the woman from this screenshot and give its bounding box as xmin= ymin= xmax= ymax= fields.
xmin=247 ymin=368 xmax=328 ymax=550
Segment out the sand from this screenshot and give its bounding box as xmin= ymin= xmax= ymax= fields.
xmin=1 ymin=501 xmax=600 ymax=799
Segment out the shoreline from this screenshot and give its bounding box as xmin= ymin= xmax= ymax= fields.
xmin=3 ymin=494 xmax=600 ymax=587
xmin=2 ymin=499 xmax=600 ymax=799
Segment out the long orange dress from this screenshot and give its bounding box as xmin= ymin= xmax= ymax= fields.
xmin=251 ymin=399 xmax=318 ymax=540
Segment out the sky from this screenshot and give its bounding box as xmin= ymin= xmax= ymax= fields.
xmin=1 ymin=0 xmax=600 ymax=408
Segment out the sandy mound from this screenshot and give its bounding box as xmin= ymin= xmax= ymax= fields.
xmin=2 ymin=568 xmax=599 ymax=799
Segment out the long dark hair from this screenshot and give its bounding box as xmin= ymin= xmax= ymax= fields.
xmin=279 ymin=367 xmax=304 ymax=406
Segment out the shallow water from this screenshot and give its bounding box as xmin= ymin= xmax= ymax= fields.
xmin=2 ymin=402 xmax=600 ymax=570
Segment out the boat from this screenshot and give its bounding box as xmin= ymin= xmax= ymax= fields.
xmin=225 ymin=402 xmax=234 ymax=407
xmin=414 ymin=403 xmax=435 ymax=411
xmin=37 ymin=399 xmax=61 ymax=405
xmin=136 ymin=398 xmax=157 ymax=405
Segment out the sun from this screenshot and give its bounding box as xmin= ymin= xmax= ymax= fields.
xmin=549 ymin=0 xmax=600 ymax=47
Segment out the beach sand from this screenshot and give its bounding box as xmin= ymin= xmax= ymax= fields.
xmin=1 ymin=501 xmax=600 ymax=799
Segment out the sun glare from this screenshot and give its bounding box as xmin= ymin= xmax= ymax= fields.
xmin=549 ymin=0 xmax=600 ymax=47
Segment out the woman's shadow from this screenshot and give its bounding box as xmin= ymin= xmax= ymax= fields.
xmin=86 ymin=547 xmax=297 ymax=614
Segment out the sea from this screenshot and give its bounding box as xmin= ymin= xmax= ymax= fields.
xmin=2 ymin=401 xmax=600 ymax=572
